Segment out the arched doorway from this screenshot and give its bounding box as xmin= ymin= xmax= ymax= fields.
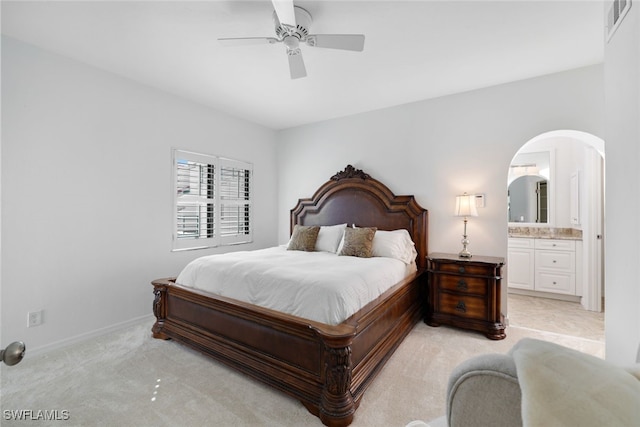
xmin=507 ymin=130 xmax=605 ymax=313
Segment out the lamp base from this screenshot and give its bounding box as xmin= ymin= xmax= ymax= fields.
xmin=458 ymin=248 xmax=472 ymax=258
xmin=459 ymin=233 xmax=472 ymax=258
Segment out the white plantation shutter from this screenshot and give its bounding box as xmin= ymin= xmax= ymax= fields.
xmin=172 ymin=150 xmax=252 ymax=251
xmin=218 ymin=158 xmax=252 ymax=245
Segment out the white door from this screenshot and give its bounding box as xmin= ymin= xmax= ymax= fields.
xmin=582 ymin=147 xmax=604 ymax=312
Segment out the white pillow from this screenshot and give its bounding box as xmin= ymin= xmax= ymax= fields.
xmin=315 ymin=223 xmax=347 ymax=253
xmin=371 ymin=229 xmax=417 ymax=264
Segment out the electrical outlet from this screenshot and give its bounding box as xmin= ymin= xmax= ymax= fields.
xmin=27 ymin=310 xmax=43 ymax=327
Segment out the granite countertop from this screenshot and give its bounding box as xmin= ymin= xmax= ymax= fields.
xmin=508 ymin=226 xmax=582 ymax=240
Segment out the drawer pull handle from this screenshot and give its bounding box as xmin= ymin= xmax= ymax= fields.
xmin=457 ymin=280 xmax=468 ymax=291
xmin=553 ymin=260 xmax=557 ymax=263
xmin=458 ymin=266 xmax=465 ymax=274
xmin=455 ymin=301 xmax=467 ymax=313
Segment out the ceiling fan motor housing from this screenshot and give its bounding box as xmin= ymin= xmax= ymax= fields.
xmin=273 ymin=6 xmax=312 ymax=41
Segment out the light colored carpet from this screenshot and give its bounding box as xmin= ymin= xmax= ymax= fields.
xmin=0 ymin=295 xmax=604 ymax=427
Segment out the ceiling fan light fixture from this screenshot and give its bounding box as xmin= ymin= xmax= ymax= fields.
xmin=283 ymin=35 xmax=300 ymax=50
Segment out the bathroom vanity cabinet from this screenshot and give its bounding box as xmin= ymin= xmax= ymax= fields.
xmin=508 ymin=237 xmax=581 ymax=297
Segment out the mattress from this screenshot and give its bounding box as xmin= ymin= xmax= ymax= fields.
xmin=176 ymin=246 xmax=416 ymax=325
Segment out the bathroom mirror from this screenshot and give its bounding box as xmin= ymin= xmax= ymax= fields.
xmin=508 ymin=151 xmax=552 ymax=224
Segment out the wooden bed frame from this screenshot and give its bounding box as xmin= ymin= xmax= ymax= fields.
xmin=151 ymin=165 xmax=428 ymax=426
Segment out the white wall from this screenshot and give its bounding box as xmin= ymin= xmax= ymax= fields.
xmin=276 ymin=66 xmax=604 ymax=265
xmin=1 ymin=37 xmax=279 ymax=353
xmin=604 ymin=4 xmax=640 ymax=364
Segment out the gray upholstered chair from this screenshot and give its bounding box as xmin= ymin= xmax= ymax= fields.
xmin=408 ymin=341 xmax=640 ymax=427
xmin=445 ymin=353 xmax=522 ymax=427
xmin=443 ymin=340 xmax=640 ymax=427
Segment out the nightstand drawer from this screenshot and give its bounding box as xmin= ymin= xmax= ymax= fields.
xmin=438 ymin=274 xmax=487 ymax=295
xmin=435 ymin=262 xmax=494 ymax=277
xmin=438 ymin=293 xmax=487 ymax=320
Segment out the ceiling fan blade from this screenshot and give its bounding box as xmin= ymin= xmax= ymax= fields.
xmin=287 ymin=50 xmax=307 ymax=79
xmin=218 ymin=37 xmax=279 ymax=47
xmin=306 ymin=34 xmax=365 ymax=52
xmin=272 ymin=0 xmax=296 ymax=27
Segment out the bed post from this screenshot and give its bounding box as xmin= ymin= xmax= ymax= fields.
xmin=319 ymin=334 xmax=356 ymax=427
xmin=151 ymin=278 xmax=171 ymax=340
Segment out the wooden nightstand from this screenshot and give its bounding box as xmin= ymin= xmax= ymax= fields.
xmin=426 ymin=252 xmax=506 ymax=340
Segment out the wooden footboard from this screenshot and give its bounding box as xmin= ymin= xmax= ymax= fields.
xmin=152 ymin=271 xmax=423 ymax=426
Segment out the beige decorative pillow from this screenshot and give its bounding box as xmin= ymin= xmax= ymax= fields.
xmin=287 ymin=225 xmax=320 ymax=251
xmin=339 ymin=227 xmax=377 ymax=258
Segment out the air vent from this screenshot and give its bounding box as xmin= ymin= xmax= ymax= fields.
xmin=606 ymin=0 xmax=632 ymax=42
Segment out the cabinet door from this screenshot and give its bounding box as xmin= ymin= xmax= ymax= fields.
xmin=507 ymin=248 xmax=535 ymax=290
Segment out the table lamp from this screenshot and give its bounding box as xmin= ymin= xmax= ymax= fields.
xmin=454 ymin=193 xmax=478 ymax=258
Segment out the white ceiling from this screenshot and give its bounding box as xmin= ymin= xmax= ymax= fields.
xmin=1 ymin=0 xmax=605 ymax=130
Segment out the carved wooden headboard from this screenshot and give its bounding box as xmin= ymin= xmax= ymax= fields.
xmin=290 ymin=165 xmax=429 ymax=270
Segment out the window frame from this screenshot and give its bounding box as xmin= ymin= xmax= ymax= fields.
xmin=172 ymin=149 xmax=253 ymax=251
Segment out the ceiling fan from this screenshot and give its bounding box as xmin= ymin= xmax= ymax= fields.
xmin=218 ymin=0 xmax=365 ymax=79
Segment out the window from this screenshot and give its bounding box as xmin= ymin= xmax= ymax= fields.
xmin=173 ymin=149 xmax=252 ymax=251
xmin=607 ymin=0 xmax=632 ymax=41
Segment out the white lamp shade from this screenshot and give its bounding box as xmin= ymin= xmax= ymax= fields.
xmin=455 ymin=193 xmax=478 ymax=217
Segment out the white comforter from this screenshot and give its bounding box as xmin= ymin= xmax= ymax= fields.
xmin=176 ymin=246 xmax=416 ymax=325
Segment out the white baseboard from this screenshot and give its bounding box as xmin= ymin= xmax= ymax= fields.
xmin=25 ymin=314 xmax=154 ymax=358
xmin=508 ymin=288 xmax=581 ymax=303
